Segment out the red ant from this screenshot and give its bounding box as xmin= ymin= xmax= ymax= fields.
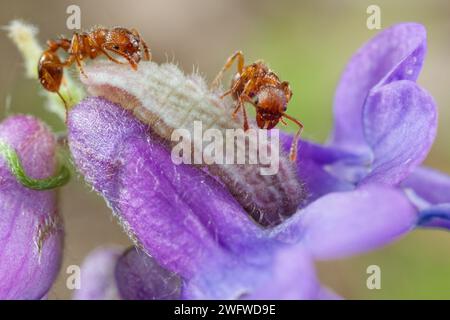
xmin=211 ymin=51 xmax=303 ymax=161
xmin=38 ymin=26 xmax=151 ymax=114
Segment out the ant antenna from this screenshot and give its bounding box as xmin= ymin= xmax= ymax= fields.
xmin=61 ymin=78 xmax=74 ymax=105
xmin=56 ymin=91 xmax=69 ymax=123
xmin=282 ymin=113 xmax=304 ymax=162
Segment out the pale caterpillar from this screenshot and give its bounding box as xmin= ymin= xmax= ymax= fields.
xmin=80 ymin=61 xmax=304 ymax=227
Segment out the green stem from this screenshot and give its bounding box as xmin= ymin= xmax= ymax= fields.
xmin=0 ymin=141 xmax=70 ymax=190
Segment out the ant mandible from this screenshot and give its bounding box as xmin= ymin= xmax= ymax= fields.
xmin=211 ymin=51 xmax=303 ymax=162
xmin=38 ymin=26 xmax=151 ymax=114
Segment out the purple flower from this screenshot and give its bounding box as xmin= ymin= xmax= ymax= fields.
xmin=68 ymin=23 xmax=448 ymax=299
xmin=115 ymin=247 xmax=182 ymax=300
xmin=73 ymin=247 xmax=122 ymax=300
xmin=0 ymin=115 xmax=63 ymax=299
xmin=74 ymin=246 xmax=181 ymax=300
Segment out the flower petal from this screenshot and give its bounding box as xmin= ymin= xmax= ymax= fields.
xmin=276 ymin=185 xmax=417 ymax=260
xmin=182 ymin=244 xmax=319 ymax=300
xmin=317 ymin=287 xmax=343 ymax=300
xmin=360 ymin=81 xmax=436 ymax=185
xmin=69 ymin=99 xmax=323 ymax=300
xmin=402 ymin=166 xmax=450 ymax=204
xmin=73 ymin=247 xmax=121 ymax=300
xmin=181 ymin=257 xmax=266 ymax=299
xmin=67 ymin=96 xmax=147 ymax=196
xmin=417 ymin=204 xmax=450 ymax=231
xmin=0 ymin=115 xmax=63 ymax=299
xmin=115 ymin=136 xmax=273 ymax=277
xmin=244 ymin=245 xmax=320 ymax=300
xmin=68 ymin=98 xmax=268 ymax=279
xmin=115 ymin=247 xmax=182 ymax=300
xmin=331 ymin=23 xmax=427 ymax=152
xmin=280 ymin=133 xmax=356 ymax=203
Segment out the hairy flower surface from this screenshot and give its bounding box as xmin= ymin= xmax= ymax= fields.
xmin=116 ymin=247 xmax=182 ymax=300
xmin=0 ymin=115 xmax=63 ymax=299
xmin=68 ymin=23 xmax=449 ymax=299
xmin=74 ymin=246 xmax=182 ymax=300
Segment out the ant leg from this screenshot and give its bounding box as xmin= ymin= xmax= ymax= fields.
xmin=219 ymin=77 xmax=244 ymax=100
xmin=232 ymin=93 xmax=252 ymax=118
xmin=231 ymin=101 xmax=241 ymax=118
xmin=58 ymin=54 xmax=85 ymax=78
xmin=131 ymin=28 xmax=151 ymax=61
xmin=241 ymin=99 xmax=250 ymax=132
xmin=99 ymin=47 xmax=127 ymax=65
xmin=281 ymin=113 xmax=304 ymax=162
xmin=60 ymin=34 xmax=87 ymax=78
xmin=211 ymin=51 xmax=245 ymax=89
xmin=102 ymin=45 xmax=138 ymax=70
xmin=74 ymin=34 xmax=88 ymax=77
xmin=60 ymin=78 xmax=74 ymax=105
xmin=56 ymin=91 xmax=69 ymax=123
xmin=220 ymin=88 xmax=233 ymax=99
xmin=74 ymin=56 xmax=87 ymax=78
xmin=236 ymin=96 xmax=250 ymax=131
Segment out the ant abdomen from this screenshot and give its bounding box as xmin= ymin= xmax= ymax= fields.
xmin=38 ymin=51 xmax=63 ymax=93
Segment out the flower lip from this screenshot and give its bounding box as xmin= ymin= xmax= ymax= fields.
xmin=331 ymin=23 xmax=427 ymax=153
xmin=359 ymin=80 xmax=437 ymax=186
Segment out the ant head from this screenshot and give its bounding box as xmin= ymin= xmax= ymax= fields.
xmin=109 ymin=28 xmax=143 ymax=63
xmin=254 ymin=86 xmax=288 ymax=114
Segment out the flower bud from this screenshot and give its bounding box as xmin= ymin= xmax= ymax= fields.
xmin=0 ymin=115 xmax=63 ymax=299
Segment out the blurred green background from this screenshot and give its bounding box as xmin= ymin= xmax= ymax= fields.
xmin=0 ymin=0 xmax=449 ymax=299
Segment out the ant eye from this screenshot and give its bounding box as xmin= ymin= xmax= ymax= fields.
xmin=113 ymin=45 xmax=120 ymax=50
